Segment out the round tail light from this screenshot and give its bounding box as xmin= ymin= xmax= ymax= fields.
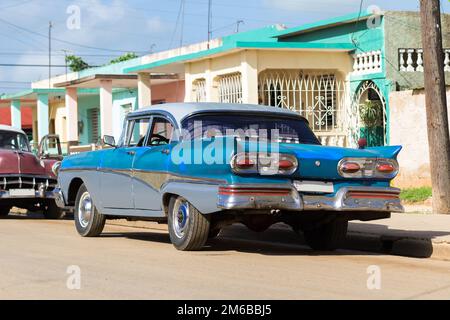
xmin=377 ymin=163 xmax=395 ymax=173
xmin=341 ymin=162 xmax=361 ymax=173
xmin=278 ymin=159 xmax=295 ymax=170
xmin=235 ymin=158 xmax=255 ymax=169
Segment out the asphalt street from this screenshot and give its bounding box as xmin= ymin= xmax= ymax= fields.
xmin=1 ymin=213 xmax=450 ymax=299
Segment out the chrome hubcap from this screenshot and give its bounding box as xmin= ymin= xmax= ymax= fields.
xmin=172 ymin=198 xmax=190 ymax=239
xmin=78 ymin=192 xmax=93 ymax=228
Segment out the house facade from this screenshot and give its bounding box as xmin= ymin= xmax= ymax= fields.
xmin=0 ymin=10 xmax=449 ymax=187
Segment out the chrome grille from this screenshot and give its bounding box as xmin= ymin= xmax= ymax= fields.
xmin=0 ymin=175 xmax=57 ymax=191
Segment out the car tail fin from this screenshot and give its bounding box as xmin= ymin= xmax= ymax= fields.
xmin=366 ymin=145 xmax=402 ymax=159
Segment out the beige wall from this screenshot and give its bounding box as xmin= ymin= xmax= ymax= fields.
xmin=152 ymin=80 xmax=185 ymax=103
xmin=256 ymin=50 xmax=352 ymax=75
xmin=50 ymin=101 xmax=67 ymax=144
xmin=390 ymin=88 xmax=450 ymax=188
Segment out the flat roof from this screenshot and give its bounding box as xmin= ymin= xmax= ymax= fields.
xmin=273 ymin=10 xmax=376 ymax=39
xmin=54 ymin=74 xmax=180 ymax=89
xmin=124 ymin=41 xmax=354 ymax=74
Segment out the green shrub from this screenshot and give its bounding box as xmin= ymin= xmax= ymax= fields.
xmin=400 ymin=187 xmax=432 ymax=203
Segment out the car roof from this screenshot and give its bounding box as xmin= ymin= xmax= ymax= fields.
xmin=128 ymin=103 xmax=304 ymax=125
xmin=0 ymin=125 xmax=26 ymax=135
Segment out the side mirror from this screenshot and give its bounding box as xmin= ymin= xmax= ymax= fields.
xmin=358 ymin=138 xmax=368 ymax=149
xmin=103 ymin=135 xmax=116 ymax=147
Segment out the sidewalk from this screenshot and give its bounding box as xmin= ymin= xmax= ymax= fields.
xmin=347 ymin=213 xmax=450 ymax=260
xmin=107 ymin=213 xmax=450 ymax=261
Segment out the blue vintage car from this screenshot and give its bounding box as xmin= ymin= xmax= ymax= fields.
xmin=56 ymin=103 xmax=403 ymax=251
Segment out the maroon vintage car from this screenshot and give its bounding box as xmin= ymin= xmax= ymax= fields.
xmin=0 ymin=125 xmax=64 ymax=219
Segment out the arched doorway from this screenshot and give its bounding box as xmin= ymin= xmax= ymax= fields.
xmin=350 ymin=81 xmax=387 ymax=147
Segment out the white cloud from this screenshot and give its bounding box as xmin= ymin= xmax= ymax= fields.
xmin=146 ymin=16 xmax=164 ymax=33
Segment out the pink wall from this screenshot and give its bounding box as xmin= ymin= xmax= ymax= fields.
xmin=151 ymin=80 xmax=185 ymax=103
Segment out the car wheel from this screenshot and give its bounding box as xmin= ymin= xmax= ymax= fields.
xmin=0 ymin=206 xmax=10 ymax=217
xmin=168 ymin=196 xmax=210 ymax=251
xmin=74 ymin=184 xmax=105 ymax=237
xmin=43 ymin=201 xmax=65 ymax=219
xmin=303 ymin=219 xmax=348 ymax=251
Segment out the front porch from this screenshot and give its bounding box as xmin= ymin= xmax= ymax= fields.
xmin=125 ymin=44 xmax=372 ymax=147
xmin=50 ymin=74 xmax=185 ymax=152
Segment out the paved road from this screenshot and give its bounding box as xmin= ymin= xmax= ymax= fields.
xmin=1 ymin=214 xmax=450 ymax=300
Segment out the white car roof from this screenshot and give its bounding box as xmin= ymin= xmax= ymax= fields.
xmin=129 ymin=103 xmax=303 ymax=125
xmin=0 ymin=125 xmax=26 ymax=135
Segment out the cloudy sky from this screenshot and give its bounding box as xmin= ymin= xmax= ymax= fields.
xmin=0 ymin=0 xmax=449 ymax=94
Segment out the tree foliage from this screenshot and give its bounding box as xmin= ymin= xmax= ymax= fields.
xmin=65 ymin=55 xmax=89 ymax=72
xmin=109 ymin=52 xmax=138 ymax=65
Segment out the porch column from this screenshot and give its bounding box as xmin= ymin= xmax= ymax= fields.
xmin=99 ymin=80 xmax=113 ymax=137
xmin=37 ymin=93 xmax=49 ymax=141
xmin=184 ymin=63 xmax=193 ymax=102
xmin=137 ymin=73 xmax=152 ymax=108
xmin=65 ymin=87 xmax=79 ymax=145
xmin=32 ymin=107 xmax=38 ymax=145
xmin=10 ymin=100 xmax=21 ymax=129
xmin=205 ymin=59 xmax=214 ymax=102
xmin=241 ymin=50 xmax=259 ymax=104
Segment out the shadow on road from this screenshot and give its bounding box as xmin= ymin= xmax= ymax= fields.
xmin=100 ymin=223 xmax=380 ymax=257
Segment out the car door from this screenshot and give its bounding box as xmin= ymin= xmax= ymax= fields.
xmin=16 ymin=132 xmax=46 ymax=176
xmin=100 ymin=117 xmax=150 ymax=209
xmin=132 ymin=116 xmax=175 ymax=211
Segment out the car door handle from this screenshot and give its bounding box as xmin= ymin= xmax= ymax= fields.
xmin=127 ymin=151 xmax=136 ymax=156
xmin=161 ymin=149 xmax=170 ymax=155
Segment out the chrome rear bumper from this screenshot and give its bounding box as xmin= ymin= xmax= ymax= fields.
xmin=302 ymin=186 xmax=403 ymax=212
xmin=217 ymin=184 xmax=404 ymax=213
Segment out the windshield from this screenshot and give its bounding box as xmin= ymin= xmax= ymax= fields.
xmin=0 ymin=130 xmax=31 ymax=152
xmin=181 ymin=113 xmax=320 ymax=145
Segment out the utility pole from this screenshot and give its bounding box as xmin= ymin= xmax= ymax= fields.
xmin=236 ymin=20 xmax=244 ymax=33
xmin=419 ymin=0 xmax=450 ymax=214
xmin=207 ymin=0 xmax=212 ymax=48
xmin=48 ymin=21 xmax=52 ymax=88
xmin=61 ymin=49 xmax=72 ymax=80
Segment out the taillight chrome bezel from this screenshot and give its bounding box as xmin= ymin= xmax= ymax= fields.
xmin=231 ymin=152 xmax=298 ymax=175
xmin=338 ymin=158 xmax=399 ymax=179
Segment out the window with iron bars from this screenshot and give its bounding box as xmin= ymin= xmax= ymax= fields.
xmin=192 ymin=78 xmax=207 ymax=102
xmin=217 ymin=72 xmax=243 ymax=104
xmin=258 ymin=70 xmax=346 ymax=133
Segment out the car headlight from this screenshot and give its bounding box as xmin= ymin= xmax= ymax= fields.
xmin=52 ymin=161 xmax=62 ymax=176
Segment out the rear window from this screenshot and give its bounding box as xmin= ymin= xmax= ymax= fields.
xmin=0 ymin=130 xmax=30 ymax=152
xmin=181 ymin=113 xmax=320 ymax=145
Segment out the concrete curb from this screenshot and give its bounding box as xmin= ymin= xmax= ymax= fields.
xmin=345 ymin=231 xmax=450 ymax=260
